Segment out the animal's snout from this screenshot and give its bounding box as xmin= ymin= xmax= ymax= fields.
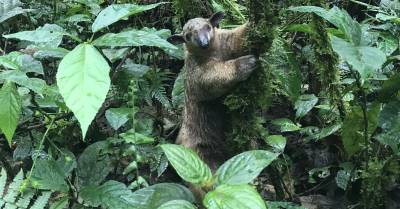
xmin=196 ymin=35 xmax=209 ymax=49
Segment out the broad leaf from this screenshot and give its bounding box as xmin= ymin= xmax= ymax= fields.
xmin=49 ymin=197 xmax=69 ymax=209
xmin=330 ymin=35 xmax=386 ymax=80
xmin=0 ymin=70 xmax=47 ymax=94
xmin=157 ymin=200 xmax=197 ymax=209
xmin=304 ymin=123 xmax=342 ymax=141
xmin=132 ymin=183 xmax=195 ymax=209
xmin=105 ymin=107 xmax=131 ymax=130
xmin=80 ymin=180 xmax=138 ymax=209
xmin=31 ymin=159 xmax=69 ymax=192
xmin=294 ymin=94 xmax=318 ymax=118
xmin=56 ymin=43 xmax=111 ymax=138
xmin=0 ymin=81 xmax=21 ymax=145
xmin=77 ymin=141 xmax=112 ymax=188
xmin=376 ymin=101 xmax=400 ymax=154
xmin=266 ymin=202 xmax=306 ymax=209
xmin=265 ymin=135 xmax=287 ymax=153
xmin=0 ymin=0 xmax=34 ymax=23
xmin=93 ymin=28 xmax=177 ymax=50
xmin=271 ymin=118 xmax=300 ymax=132
xmin=215 ymin=150 xmax=279 ymax=186
xmin=161 ymin=144 xmax=212 ymax=186
xmin=92 ymin=3 xmax=164 ymax=32
xmin=289 ymin=6 xmax=362 ymax=44
xmin=203 ymin=184 xmax=266 ymax=209
xmin=3 ymin=24 xmax=67 ymax=47
xmin=120 ymin=129 xmax=155 ymax=144
xmin=342 ymin=103 xmax=381 ymax=156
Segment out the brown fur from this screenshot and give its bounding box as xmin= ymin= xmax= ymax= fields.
xmin=170 ymin=13 xmax=257 ymax=170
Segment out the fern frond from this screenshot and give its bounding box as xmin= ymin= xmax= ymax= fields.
xmin=15 ymin=190 xmax=34 ymax=208
xmin=3 ymin=170 xmax=24 ymax=204
xmin=0 ymin=168 xmax=7 ymax=198
xmin=30 ymin=191 xmax=52 ymax=209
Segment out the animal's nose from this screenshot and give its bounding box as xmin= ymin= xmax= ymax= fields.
xmin=197 ymin=36 xmax=209 ymax=49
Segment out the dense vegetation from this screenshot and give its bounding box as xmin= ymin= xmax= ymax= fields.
xmin=0 ymin=0 xmax=399 ymax=208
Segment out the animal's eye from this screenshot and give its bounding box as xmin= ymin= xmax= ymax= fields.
xmin=206 ymin=25 xmax=211 ymax=31
xmin=185 ymin=33 xmax=192 ymax=40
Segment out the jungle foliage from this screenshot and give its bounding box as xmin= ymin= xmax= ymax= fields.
xmin=0 ymin=0 xmax=399 ymax=208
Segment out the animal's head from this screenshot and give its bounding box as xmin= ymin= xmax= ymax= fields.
xmin=167 ymin=12 xmax=224 ymax=51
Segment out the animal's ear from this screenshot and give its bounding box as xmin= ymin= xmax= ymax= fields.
xmin=167 ymin=34 xmax=185 ymax=45
xmin=209 ymin=11 xmax=224 ymax=27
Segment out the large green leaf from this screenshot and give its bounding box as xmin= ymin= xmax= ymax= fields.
xmin=132 ymin=183 xmax=195 ymax=209
xmin=271 ymin=118 xmax=301 ymax=132
xmin=161 ymin=144 xmax=212 ymax=186
xmin=80 ymin=180 xmax=139 ymax=209
xmin=157 ymin=200 xmax=197 ymax=209
xmin=330 ymin=35 xmax=386 ymax=80
xmin=0 ymin=81 xmax=21 ymax=145
xmin=105 ymin=107 xmax=131 ymax=130
xmin=31 ymin=159 xmax=69 ymax=192
xmin=203 ymin=184 xmax=266 ymax=209
xmin=342 ymin=103 xmax=381 ymax=156
xmin=289 ymin=6 xmax=361 ymax=45
xmin=265 ymin=135 xmax=287 ymax=153
xmin=56 ymin=43 xmax=111 ymax=138
xmin=3 ymin=24 xmax=67 ymax=47
xmin=0 ymin=70 xmax=47 ymax=94
xmin=92 ymin=3 xmax=164 ymax=32
xmin=376 ymin=101 xmax=400 ymax=154
xmin=93 ymin=28 xmax=177 ymax=50
xmin=294 ymin=94 xmax=318 ymax=118
xmin=80 ymin=182 xmax=194 ymax=209
xmin=77 ymin=141 xmax=112 ymax=189
xmin=215 ymin=150 xmax=279 ymax=186
xmin=0 ymin=0 xmax=34 ymax=23
xmin=120 ymin=129 xmax=155 ymax=144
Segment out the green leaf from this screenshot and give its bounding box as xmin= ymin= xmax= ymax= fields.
xmin=378 ymin=74 xmax=400 ymax=102
xmin=77 ymin=141 xmax=112 ymax=188
xmin=56 ymin=43 xmax=111 ymax=138
xmin=133 ymin=183 xmax=195 ymax=209
xmin=122 ymin=60 xmax=150 ymax=78
xmin=105 ymin=107 xmax=131 ymax=130
xmin=80 ymin=180 xmax=138 ymax=209
xmin=376 ymin=101 xmax=400 ymax=154
xmin=172 ymin=70 xmax=185 ymax=108
xmin=271 ymin=118 xmax=300 ymax=132
xmin=3 ymin=24 xmax=67 ymax=47
xmin=81 ymin=181 xmax=194 ymax=209
xmin=0 ymin=0 xmax=34 ymax=23
xmin=0 ymin=52 xmax=20 ymax=70
xmin=294 ymin=94 xmax=318 ymax=118
xmin=289 ymin=6 xmax=361 ymax=45
xmin=265 ymin=135 xmax=287 ymax=153
xmin=203 ymin=184 xmax=266 ymax=209
xmin=266 ymin=201 xmax=306 ymax=209
xmin=93 ymin=28 xmax=177 ymax=50
xmin=304 ymin=123 xmax=342 ymax=141
xmin=49 ymin=197 xmax=69 ymax=209
xmin=120 ymin=129 xmax=155 ymax=144
xmin=215 ymin=150 xmax=279 ymax=186
xmin=342 ymin=103 xmax=381 ymax=156
xmin=330 ymin=35 xmax=386 ymax=80
xmin=92 ymin=3 xmax=164 ymax=32
xmin=33 ymin=47 xmax=70 ymax=59
xmin=0 ymin=81 xmax=21 ymax=145
xmin=161 ymin=144 xmax=212 ymax=186
xmin=0 ymin=70 xmax=47 ymax=94
xmin=157 ymin=200 xmax=197 ymax=209
xmin=31 ymin=159 xmax=69 ymax=192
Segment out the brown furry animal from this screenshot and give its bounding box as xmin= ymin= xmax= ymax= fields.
xmin=168 ymin=12 xmax=257 ymax=170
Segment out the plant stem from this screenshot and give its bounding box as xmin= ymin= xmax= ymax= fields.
xmin=26 ymin=117 xmax=55 ymax=182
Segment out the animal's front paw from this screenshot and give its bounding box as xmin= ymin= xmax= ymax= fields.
xmin=235 ymin=55 xmax=257 ymax=79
